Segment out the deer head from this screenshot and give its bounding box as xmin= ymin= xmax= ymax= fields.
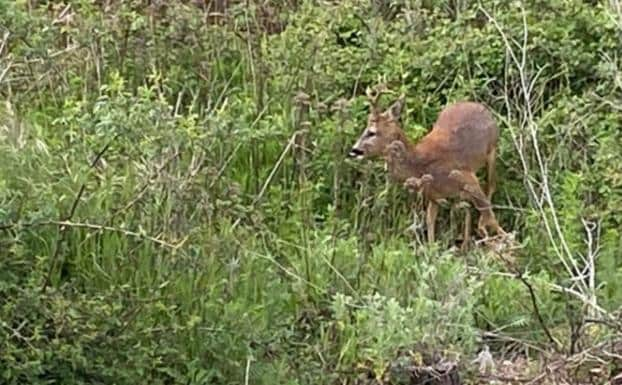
xmin=348 ymin=85 xmax=406 ymax=159
xmin=404 ymin=174 xmax=434 ymax=193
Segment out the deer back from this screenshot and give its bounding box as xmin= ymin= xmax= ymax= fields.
xmin=425 ymin=101 xmax=499 ymax=170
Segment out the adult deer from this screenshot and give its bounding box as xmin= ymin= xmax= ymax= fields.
xmin=348 ymin=85 xmax=505 ymax=246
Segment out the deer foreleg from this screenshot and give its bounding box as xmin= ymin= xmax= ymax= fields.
xmin=462 ymin=204 xmax=472 ymax=251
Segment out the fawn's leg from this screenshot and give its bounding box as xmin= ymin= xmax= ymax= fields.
xmin=426 ymin=200 xmax=439 ymax=243
xmin=461 ymin=206 xmax=472 ymax=251
xmin=452 ymin=201 xmax=471 ymax=251
xmin=449 ymin=203 xmax=457 ymax=242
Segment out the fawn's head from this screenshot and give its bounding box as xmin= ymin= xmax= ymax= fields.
xmin=348 ymin=85 xmax=406 ymax=160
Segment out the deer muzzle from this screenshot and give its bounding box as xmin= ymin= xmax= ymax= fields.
xmin=347 ymin=147 xmax=364 ymax=159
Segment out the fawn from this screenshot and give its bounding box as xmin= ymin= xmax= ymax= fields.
xmin=389 ymin=141 xmax=506 ymax=247
xmin=348 ymin=85 xmax=506 ymax=247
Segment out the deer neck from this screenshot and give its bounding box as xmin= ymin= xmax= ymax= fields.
xmin=395 ymin=131 xmax=416 ymax=154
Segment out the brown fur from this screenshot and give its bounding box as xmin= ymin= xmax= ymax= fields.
xmin=348 ymin=88 xmax=505 ymax=246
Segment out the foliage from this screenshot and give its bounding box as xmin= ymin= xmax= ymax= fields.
xmin=1 ymin=0 xmax=621 ymax=384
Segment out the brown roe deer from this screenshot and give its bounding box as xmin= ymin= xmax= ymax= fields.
xmin=347 ymin=85 xmax=506 ymax=245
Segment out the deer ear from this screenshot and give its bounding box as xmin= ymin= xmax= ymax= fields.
xmin=385 ymin=94 xmax=405 ymax=120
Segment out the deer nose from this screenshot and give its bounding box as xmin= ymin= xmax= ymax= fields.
xmin=348 ymin=148 xmax=364 ymax=158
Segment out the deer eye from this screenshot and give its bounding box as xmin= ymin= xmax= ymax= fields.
xmin=366 ymin=130 xmax=377 ymax=137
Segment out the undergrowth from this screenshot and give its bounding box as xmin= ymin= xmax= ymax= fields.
xmin=1 ymin=1 xmax=621 ymax=384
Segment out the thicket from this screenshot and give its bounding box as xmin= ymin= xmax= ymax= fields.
xmin=1 ymin=1 xmax=621 ymax=384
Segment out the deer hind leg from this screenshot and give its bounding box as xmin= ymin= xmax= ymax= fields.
xmin=426 ymin=200 xmax=439 ymax=244
xmin=486 ymin=147 xmax=497 ymax=200
xmin=449 ymin=170 xmax=506 ymax=238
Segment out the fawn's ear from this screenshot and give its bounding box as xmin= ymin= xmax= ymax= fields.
xmin=388 ymin=140 xmax=406 ymax=151
xmin=384 ymin=93 xmax=405 ymax=121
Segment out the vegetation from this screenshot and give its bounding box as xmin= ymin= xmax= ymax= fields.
xmin=1 ymin=1 xmax=621 ymax=384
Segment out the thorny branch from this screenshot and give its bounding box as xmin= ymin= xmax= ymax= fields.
xmin=0 ymin=219 xmax=186 ymax=250
xmin=494 ymin=250 xmax=562 ymax=352
xmin=42 ymin=135 xmax=118 ymax=292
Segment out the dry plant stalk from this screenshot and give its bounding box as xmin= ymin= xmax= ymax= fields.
xmin=480 ymin=4 xmax=606 ymax=319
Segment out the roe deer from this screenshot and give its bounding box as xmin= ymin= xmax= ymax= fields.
xmin=348 ymin=85 xmax=504 ymax=246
